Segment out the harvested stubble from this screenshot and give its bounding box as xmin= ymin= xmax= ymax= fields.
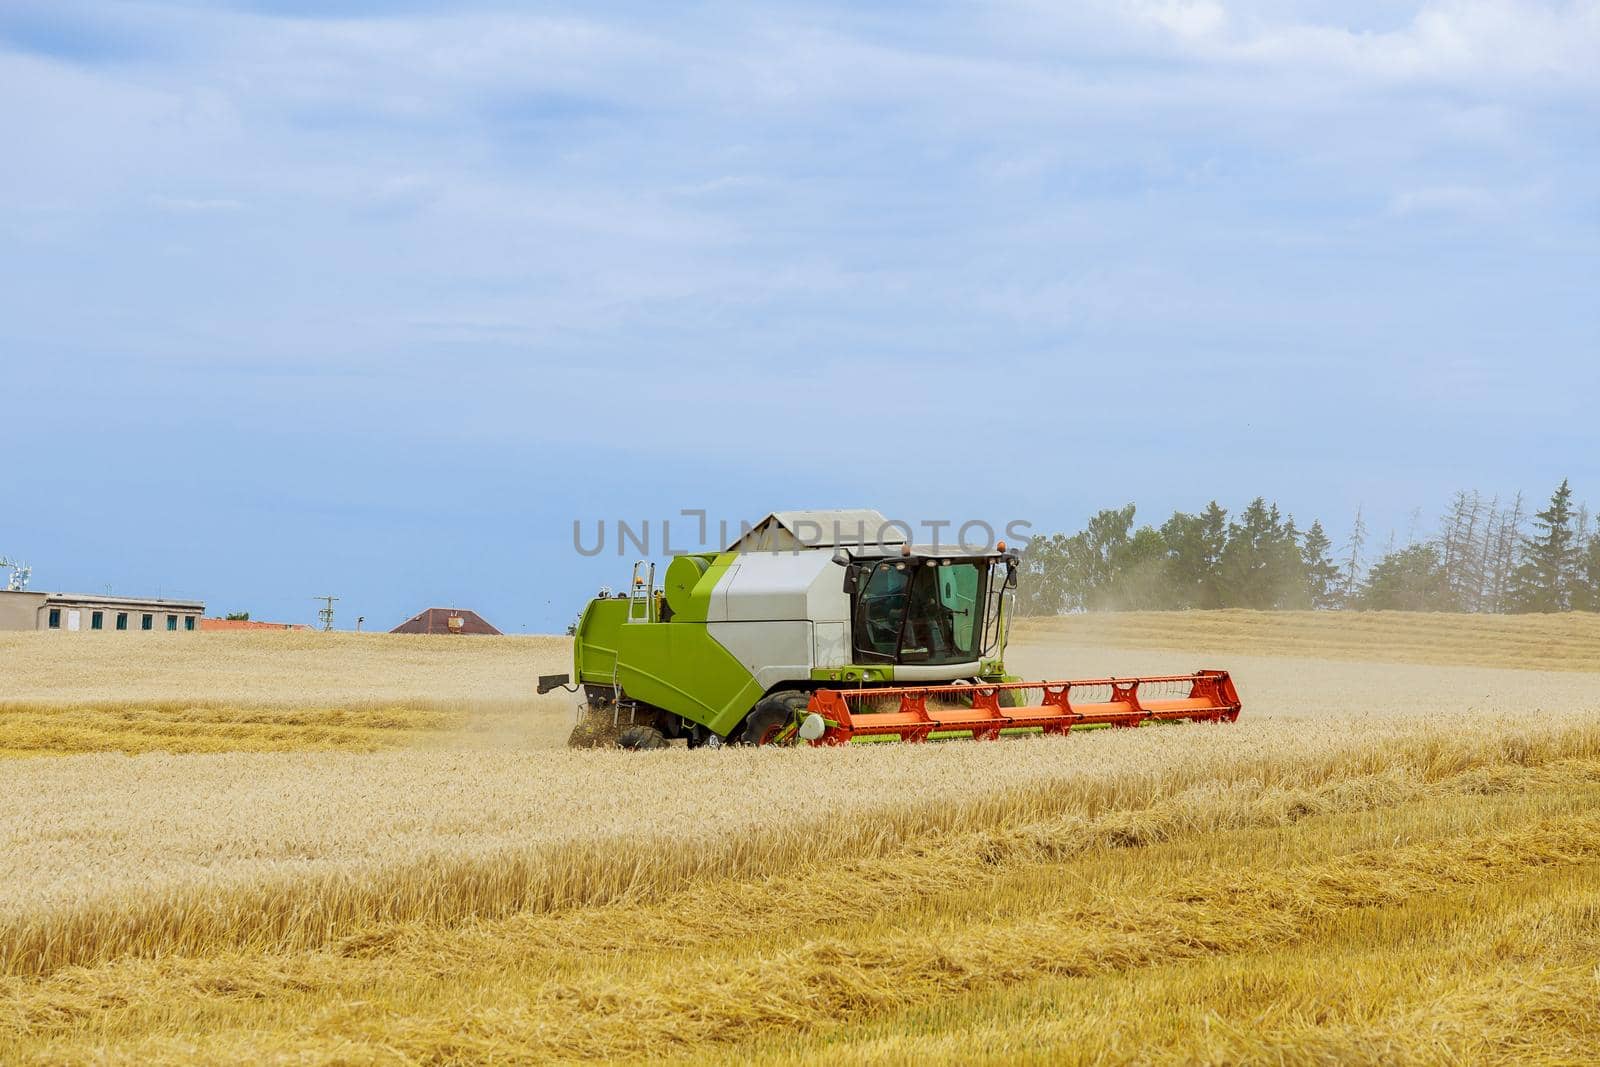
xmin=9 ymin=727 xmax=1600 ymax=1063
xmin=1013 ymin=608 xmax=1600 ymax=673
xmin=688 ymin=767 xmax=1600 ymax=1066
xmin=0 ymin=630 xmax=569 ymax=706
xmin=6 ymin=713 xmax=1600 ymax=980
xmin=0 ymin=700 xmax=479 ymax=757
xmin=0 ymin=630 xmax=575 ymax=755
xmin=4 ymin=612 xmax=1598 ymax=758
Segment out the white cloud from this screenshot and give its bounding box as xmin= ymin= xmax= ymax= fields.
xmin=1388 ymin=184 xmax=1501 ymax=216
xmin=1387 ymin=181 xmax=1552 ymax=219
xmin=1130 ymin=1 xmax=1230 ymax=40
xmin=1137 ymin=1 xmax=1600 ymax=89
xmin=149 ymin=195 xmax=243 ymax=213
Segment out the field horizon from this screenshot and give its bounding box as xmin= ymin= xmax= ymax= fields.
xmin=2 ymin=609 xmax=1596 ymax=758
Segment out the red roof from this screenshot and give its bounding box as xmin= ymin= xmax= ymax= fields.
xmin=200 ymin=619 xmax=313 ymax=632
xmin=390 ymin=608 xmax=502 ymax=636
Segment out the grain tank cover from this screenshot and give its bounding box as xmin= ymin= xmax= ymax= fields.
xmin=729 ymin=509 xmax=905 ymax=553
xmin=664 ymin=554 xmax=710 ymax=615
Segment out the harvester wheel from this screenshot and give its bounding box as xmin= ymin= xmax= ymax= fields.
xmin=618 ymin=725 xmax=670 ymax=751
xmin=950 ymin=681 xmax=1027 ymax=710
xmin=739 ymin=691 xmax=811 ymax=746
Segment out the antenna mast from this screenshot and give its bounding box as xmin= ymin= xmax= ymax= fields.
xmin=313 ymin=594 xmax=340 ymax=632
xmin=0 ymin=557 xmax=30 ymax=592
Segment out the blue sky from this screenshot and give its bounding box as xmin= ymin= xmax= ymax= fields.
xmin=2 ymin=0 xmax=1596 ymax=631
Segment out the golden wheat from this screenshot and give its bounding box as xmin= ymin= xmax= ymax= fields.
xmin=5 ymin=712 xmax=1600 ymax=979
xmin=1014 ymin=608 xmax=1600 ymax=672
xmin=8 ymin=745 xmax=1600 ymax=1064
xmin=5 ymin=615 xmax=1599 ymax=757
xmin=0 ymin=630 xmax=568 ymax=705
xmin=0 ymin=630 xmax=576 ymax=755
xmin=7 ymin=613 xmax=1600 ymax=1063
xmin=691 ymin=775 xmax=1600 ymax=1066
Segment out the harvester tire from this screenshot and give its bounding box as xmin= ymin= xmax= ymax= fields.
xmin=950 ymin=681 xmax=1028 ymax=710
xmin=618 ymin=725 xmax=670 ymax=751
xmin=739 ymin=691 xmax=811 ymax=746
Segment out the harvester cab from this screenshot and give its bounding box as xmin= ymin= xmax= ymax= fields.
xmin=551 ymin=509 xmax=1240 ymax=749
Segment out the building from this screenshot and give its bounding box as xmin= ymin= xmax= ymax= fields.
xmin=0 ymin=590 xmax=206 ymax=633
xmin=390 ymin=607 xmax=502 ymax=636
xmin=199 ymin=618 xmax=312 ymax=632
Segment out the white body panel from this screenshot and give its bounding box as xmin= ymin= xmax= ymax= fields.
xmin=894 ymin=662 xmax=984 ymax=681
xmin=707 ymin=620 xmax=815 ymax=691
xmin=706 ymin=549 xmax=850 ymax=626
xmin=812 ymin=621 xmax=849 ymax=669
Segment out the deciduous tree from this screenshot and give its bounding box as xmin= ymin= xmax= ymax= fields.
xmin=1360 ymin=544 xmax=1456 ymax=612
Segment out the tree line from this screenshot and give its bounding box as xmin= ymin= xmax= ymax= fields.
xmin=1015 ymin=480 xmax=1600 ymax=615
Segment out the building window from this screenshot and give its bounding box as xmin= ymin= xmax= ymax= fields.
xmin=166 ymin=614 xmax=178 ymax=631
xmin=91 ymin=611 xmax=104 ymax=630
xmin=141 ymin=613 xmax=153 ymax=631
xmin=116 ymin=612 xmax=128 ymax=631
xmin=48 ymin=608 xmax=61 ymax=629
xmin=185 ymin=616 xmax=196 ymax=631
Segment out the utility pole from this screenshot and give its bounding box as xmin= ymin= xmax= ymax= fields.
xmin=313 ymin=595 xmax=340 ymax=632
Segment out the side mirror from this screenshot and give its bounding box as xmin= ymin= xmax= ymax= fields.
xmin=798 ymin=713 xmax=827 ymax=742
xmin=1004 ymin=564 xmax=1019 ymax=590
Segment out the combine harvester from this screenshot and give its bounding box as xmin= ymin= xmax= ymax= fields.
xmin=545 ymin=510 xmax=1241 ymax=748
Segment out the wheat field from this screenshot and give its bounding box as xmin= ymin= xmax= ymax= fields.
xmin=0 ymin=630 xmax=574 ymax=755
xmin=4 ymin=611 xmax=1600 ymax=1063
xmin=4 ymin=613 xmax=1597 ymax=755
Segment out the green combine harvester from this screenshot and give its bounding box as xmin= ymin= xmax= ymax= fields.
xmin=542 ymin=510 xmax=1241 ymax=749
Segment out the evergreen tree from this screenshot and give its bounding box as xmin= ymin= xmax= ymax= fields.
xmin=1160 ymin=502 xmax=1227 ymax=610
xmin=1218 ymin=499 xmax=1302 ymax=609
xmin=1509 ymin=479 xmax=1577 ymax=612
xmin=1359 ymin=543 xmax=1456 ymax=611
xmin=1301 ymin=520 xmax=1342 ymax=609
xmin=1273 ymin=515 xmax=1312 ymax=609
xmin=1574 ymin=536 xmax=1600 ymax=613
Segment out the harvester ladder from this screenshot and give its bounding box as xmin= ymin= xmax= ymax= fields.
xmin=626 ymin=561 xmax=656 ymax=623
